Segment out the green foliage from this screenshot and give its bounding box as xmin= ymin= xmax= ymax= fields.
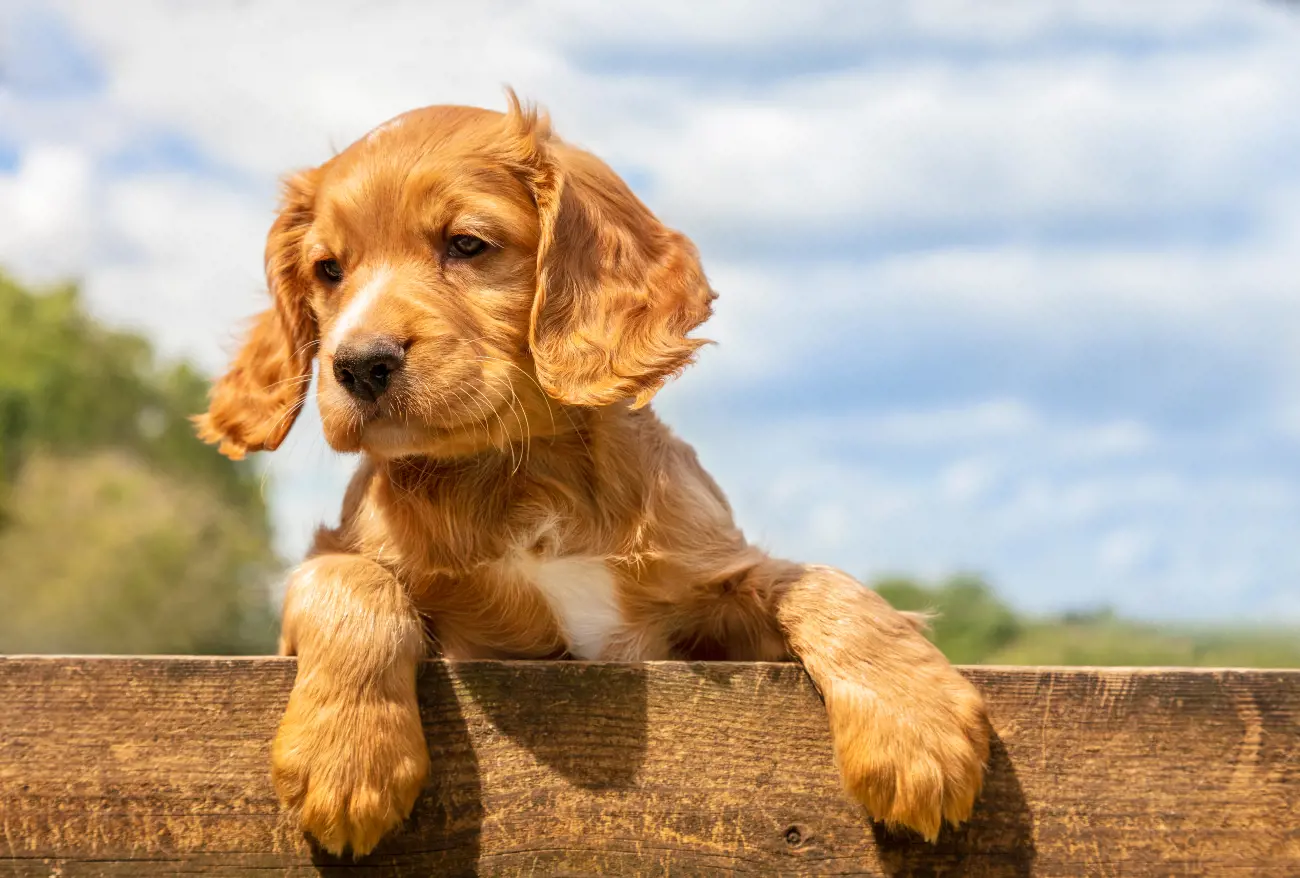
xmin=0 ymin=450 xmax=277 ymax=653
xmin=875 ymin=575 xmax=1022 ymax=664
xmin=0 ymin=272 xmax=279 ymax=654
xmin=0 ymin=274 xmax=263 ymax=511
xmin=874 ymin=576 xmax=1300 ymax=668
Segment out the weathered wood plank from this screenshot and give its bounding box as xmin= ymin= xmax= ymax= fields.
xmin=0 ymin=658 xmax=1296 ymax=876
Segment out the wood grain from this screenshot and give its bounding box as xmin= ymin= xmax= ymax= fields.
xmin=0 ymin=658 xmax=1296 ymax=876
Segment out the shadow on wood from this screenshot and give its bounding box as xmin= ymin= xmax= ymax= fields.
xmin=458 ymin=660 xmax=650 ymax=790
xmin=871 ymin=731 xmax=1036 ymax=878
xmin=309 ymin=661 xmax=653 ymax=873
xmin=310 ymin=660 xmax=487 ymax=872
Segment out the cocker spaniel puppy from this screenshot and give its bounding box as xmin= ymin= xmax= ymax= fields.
xmin=197 ymin=94 xmax=989 ymax=856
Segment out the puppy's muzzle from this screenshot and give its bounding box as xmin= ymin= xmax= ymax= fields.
xmin=333 ymin=335 xmax=406 ymax=403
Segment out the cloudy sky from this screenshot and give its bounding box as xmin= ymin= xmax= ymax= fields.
xmin=3 ymin=0 xmax=1300 ymax=620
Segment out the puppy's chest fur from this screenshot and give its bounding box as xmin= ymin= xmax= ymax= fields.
xmin=496 ymin=551 xmax=623 ymax=659
xmin=363 ymin=458 xmax=635 ymax=660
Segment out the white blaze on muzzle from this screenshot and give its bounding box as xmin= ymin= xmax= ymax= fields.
xmin=328 ymin=264 xmax=393 ymax=352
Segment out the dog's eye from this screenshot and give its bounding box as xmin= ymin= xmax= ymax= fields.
xmin=315 ymin=259 xmax=344 ymax=284
xmin=447 ymin=235 xmax=488 ymax=259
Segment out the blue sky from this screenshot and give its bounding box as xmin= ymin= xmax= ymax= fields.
xmin=3 ymin=0 xmax=1299 ymax=619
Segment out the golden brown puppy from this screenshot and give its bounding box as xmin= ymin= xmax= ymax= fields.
xmin=197 ymin=94 xmax=990 ymax=857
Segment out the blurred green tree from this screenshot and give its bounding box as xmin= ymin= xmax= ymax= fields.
xmin=873 ymin=574 xmax=1300 ymax=668
xmin=0 ymin=272 xmax=279 ymax=653
xmin=875 ymin=574 xmax=1022 ymax=663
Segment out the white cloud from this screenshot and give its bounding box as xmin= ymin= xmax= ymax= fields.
xmin=677 ymin=227 xmax=1300 ymax=400
xmin=1098 ymin=527 xmax=1156 ymax=575
xmin=89 ymin=175 xmax=273 ymax=367
xmin=939 ymin=457 xmax=1001 ymax=505
xmin=49 ymin=0 xmax=574 ymax=177
xmin=1060 ymin=421 xmax=1155 ymax=459
xmin=47 ymin=0 xmax=1300 ymax=239
xmin=677 ymin=400 xmax=1300 ymax=620
xmin=638 ymin=48 xmax=1300 ymax=238
xmin=541 ymin=0 xmax=1285 ymax=51
xmin=0 ymin=153 xmax=274 ymax=369
xmin=0 ymin=145 xmax=94 ymax=279
xmin=856 ymin=400 xmax=1039 ymax=445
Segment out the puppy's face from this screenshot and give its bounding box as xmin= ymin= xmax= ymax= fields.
xmin=299 ymin=108 xmax=544 ymax=457
xmin=197 ymin=97 xmax=717 ymax=462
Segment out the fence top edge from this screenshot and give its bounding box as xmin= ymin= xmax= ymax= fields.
xmin=0 ymin=655 xmax=1297 ymax=677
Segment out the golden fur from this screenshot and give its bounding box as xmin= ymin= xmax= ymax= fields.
xmin=197 ymin=94 xmax=990 ymax=856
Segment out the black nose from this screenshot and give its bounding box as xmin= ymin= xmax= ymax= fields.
xmin=332 ymin=336 xmax=405 ymax=403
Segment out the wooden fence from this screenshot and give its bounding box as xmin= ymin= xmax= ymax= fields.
xmin=1 ymin=657 xmax=1297 ymax=876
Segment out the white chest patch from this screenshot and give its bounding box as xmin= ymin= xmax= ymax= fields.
xmin=517 ymin=555 xmax=622 ymax=660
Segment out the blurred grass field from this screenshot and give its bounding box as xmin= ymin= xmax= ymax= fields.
xmin=876 ymin=576 xmax=1300 ymax=667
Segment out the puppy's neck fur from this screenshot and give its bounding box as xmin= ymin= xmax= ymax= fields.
xmin=329 ymin=404 xmax=652 ymax=580
xmin=375 ymin=401 xmax=599 ymax=489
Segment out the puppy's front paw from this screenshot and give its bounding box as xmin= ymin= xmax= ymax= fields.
xmin=827 ymin=665 xmax=989 ymax=841
xmin=271 ymin=688 xmax=429 ymax=856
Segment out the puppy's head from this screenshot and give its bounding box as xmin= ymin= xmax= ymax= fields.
xmin=196 ymin=94 xmax=714 ymax=460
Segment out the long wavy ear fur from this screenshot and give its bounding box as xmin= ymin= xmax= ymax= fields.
xmin=194 ymin=170 xmax=319 ymax=459
xmin=506 ymin=93 xmax=715 ymax=408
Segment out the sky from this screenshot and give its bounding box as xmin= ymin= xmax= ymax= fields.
xmin=2 ymin=0 xmax=1299 ymax=620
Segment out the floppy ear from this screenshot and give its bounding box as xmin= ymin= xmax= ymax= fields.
xmin=194 ymin=171 xmax=319 ymax=460
xmin=521 ymin=115 xmax=716 ymax=407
